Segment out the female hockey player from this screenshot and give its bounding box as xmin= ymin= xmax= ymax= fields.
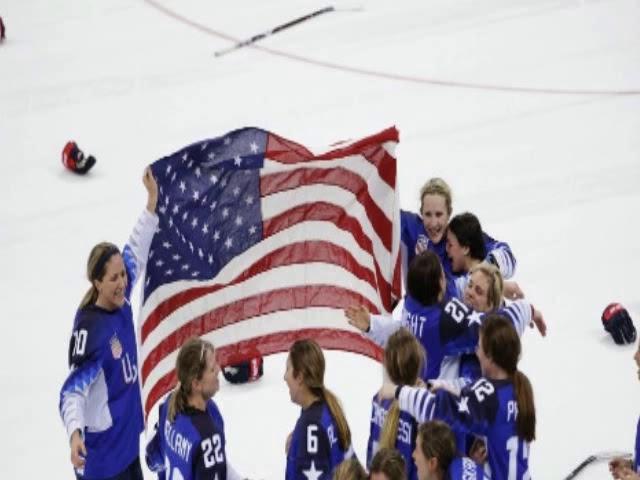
xmin=284 ymin=339 xmax=354 ymax=480
xmin=446 ymin=212 xmax=523 ymax=303
xmin=59 ymin=167 xmax=158 ymax=479
xmin=412 ymin=420 xmax=485 ymax=480
xmin=366 ymin=328 xmax=423 ymax=480
xmin=345 ymin=251 xmax=538 ymax=382
xmin=400 ymin=178 xmax=516 ymax=280
xmin=385 ymin=314 xmax=537 ymax=480
xmin=145 ymin=338 xmax=245 ymax=480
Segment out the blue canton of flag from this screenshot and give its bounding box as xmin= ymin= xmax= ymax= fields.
xmin=145 ymin=129 xmax=268 ymax=300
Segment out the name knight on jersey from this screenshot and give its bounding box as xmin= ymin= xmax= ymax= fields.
xmin=404 ymin=313 xmax=427 ymax=338
xmin=164 ymin=419 xmax=193 ymax=462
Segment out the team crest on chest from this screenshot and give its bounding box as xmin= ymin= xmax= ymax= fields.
xmin=110 ymin=333 xmax=123 ymax=359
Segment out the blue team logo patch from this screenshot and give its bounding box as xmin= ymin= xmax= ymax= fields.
xmin=110 ymin=334 xmax=123 ymax=359
xmin=415 ymin=234 xmax=429 ymax=254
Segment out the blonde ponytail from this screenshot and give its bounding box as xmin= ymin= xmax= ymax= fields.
xmin=167 ymin=385 xmax=188 ymax=423
xmin=320 ymin=386 xmax=351 ymax=451
xmin=378 ymin=400 xmax=400 ymax=450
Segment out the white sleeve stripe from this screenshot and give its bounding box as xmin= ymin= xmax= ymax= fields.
xmin=61 ymin=391 xmax=86 ymax=439
xmin=124 ymin=209 xmax=159 ymax=288
xmin=502 ymin=300 xmax=531 ymax=336
xmin=489 ymin=248 xmax=515 ymax=279
xmin=399 ymin=386 xmax=434 ymax=423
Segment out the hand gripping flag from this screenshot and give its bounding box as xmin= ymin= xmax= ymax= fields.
xmin=140 ymin=127 xmax=401 ymax=416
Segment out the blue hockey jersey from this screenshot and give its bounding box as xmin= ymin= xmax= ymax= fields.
xmin=366 ymin=394 xmax=417 ymax=480
xmin=59 ymin=209 xmax=158 ymax=479
xmin=398 ymin=379 xmax=532 ymax=480
xmin=367 ymin=296 xmax=532 ymax=382
xmin=146 ymin=397 xmax=228 ymax=480
xmin=286 ymin=400 xmax=354 ymax=480
xmin=400 ymin=210 xmax=516 ymax=280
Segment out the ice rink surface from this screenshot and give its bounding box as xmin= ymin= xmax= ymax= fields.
xmin=1 ymin=0 xmax=639 ymax=478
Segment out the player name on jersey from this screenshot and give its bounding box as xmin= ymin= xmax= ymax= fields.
xmin=164 ymin=419 xmax=194 ymax=463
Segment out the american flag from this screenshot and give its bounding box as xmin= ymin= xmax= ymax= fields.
xmin=140 ymin=127 xmax=401 ymax=416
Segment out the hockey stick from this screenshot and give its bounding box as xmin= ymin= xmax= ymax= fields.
xmin=563 ymin=451 xmax=632 ymax=480
xmin=214 ymin=6 xmax=336 ymax=57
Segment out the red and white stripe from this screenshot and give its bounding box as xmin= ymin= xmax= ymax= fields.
xmin=140 ymin=127 xmax=401 ymax=416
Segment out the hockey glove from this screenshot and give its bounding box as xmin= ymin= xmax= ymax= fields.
xmin=62 ymin=141 xmax=96 ymax=174
xmin=602 ymin=303 xmax=637 ymax=345
xmin=223 ymin=351 xmax=263 ymax=384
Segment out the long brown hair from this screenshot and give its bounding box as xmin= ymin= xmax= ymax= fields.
xmin=407 ymin=251 xmax=444 ymax=306
xmin=332 ymin=458 xmax=367 ymax=480
xmin=480 ymin=314 xmax=536 ymax=442
xmin=418 ymin=420 xmax=457 ymax=474
xmin=79 ymin=242 xmax=120 ymax=309
xmin=289 ymin=339 xmax=351 ymax=450
xmin=370 ymin=447 xmax=407 ymax=480
xmin=167 ymin=338 xmax=215 ymax=422
xmin=379 ymin=329 xmax=424 ymax=450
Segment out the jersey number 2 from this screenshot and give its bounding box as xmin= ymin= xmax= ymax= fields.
xmin=203 ymin=434 xmax=224 ymax=467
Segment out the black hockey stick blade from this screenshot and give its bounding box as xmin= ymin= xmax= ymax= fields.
xmin=563 ymin=451 xmax=632 ymax=480
xmin=214 ymin=6 xmax=335 ymax=57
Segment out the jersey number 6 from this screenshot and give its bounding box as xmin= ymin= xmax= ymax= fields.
xmin=307 ymin=425 xmax=319 ymax=454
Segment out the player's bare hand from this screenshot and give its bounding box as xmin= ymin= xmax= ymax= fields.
xmin=143 ymin=166 xmax=158 ymax=213
xmin=469 ymin=438 xmax=488 ymax=464
xmin=70 ymin=430 xmax=86 ymax=469
xmin=504 ymin=281 xmax=524 ymax=300
xmin=609 ymin=457 xmax=633 ymax=479
xmin=531 ymin=306 xmax=547 ymax=337
xmin=344 ymin=305 xmax=371 ymax=333
xmin=618 ymin=466 xmax=640 ymax=480
xmin=378 ymin=382 xmax=397 ymax=400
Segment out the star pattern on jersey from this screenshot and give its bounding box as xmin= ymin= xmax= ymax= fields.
xmin=457 ymin=395 xmax=470 ymax=414
xmin=468 ymin=310 xmax=483 ymax=327
xmin=303 ymin=460 xmax=324 ymax=480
